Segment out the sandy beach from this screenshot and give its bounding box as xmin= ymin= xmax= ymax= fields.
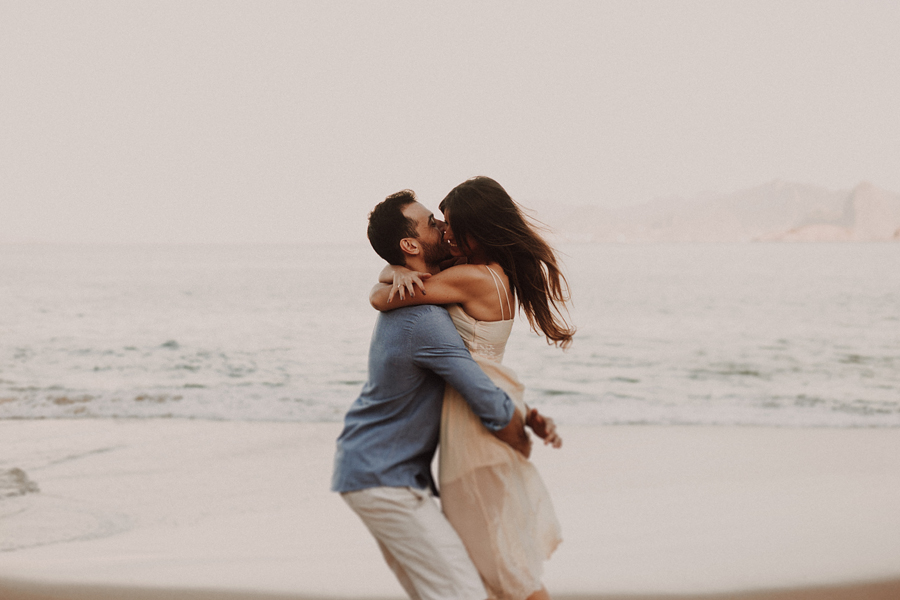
xmin=2 ymin=420 xmax=900 ymax=599
xmin=2 ymin=579 xmax=900 ymax=600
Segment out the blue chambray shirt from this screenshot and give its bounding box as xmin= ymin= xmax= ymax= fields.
xmin=331 ymin=305 xmax=515 ymax=494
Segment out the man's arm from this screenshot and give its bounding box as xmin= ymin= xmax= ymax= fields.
xmin=411 ymin=308 xmax=530 ymax=457
xmin=491 ymin=409 xmax=532 ymax=458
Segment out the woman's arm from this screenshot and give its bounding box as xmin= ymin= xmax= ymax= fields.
xmin=377 ymin=264 xmax=431 ymax=300
xmin=369 ymin=265 xmax=486 ymax=312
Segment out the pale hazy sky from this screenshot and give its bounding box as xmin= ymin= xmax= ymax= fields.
xmin=2 ymin=1 xmax=899 ymax=244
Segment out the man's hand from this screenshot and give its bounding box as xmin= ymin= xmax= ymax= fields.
xmin=526 ymin=407 xmax=562 ymax=448
xmin=491 ymin=410 xmax=532 ymax=458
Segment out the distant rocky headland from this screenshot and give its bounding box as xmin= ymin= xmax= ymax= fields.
xmin=537 ymin=181 xmax=900 ymax=242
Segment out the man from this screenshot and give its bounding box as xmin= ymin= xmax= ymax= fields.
xmin=332 ymin=190 xmax=529 ymax=600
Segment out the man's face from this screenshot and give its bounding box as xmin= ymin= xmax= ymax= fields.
xmin=401 ymin=201 xmax=451 ymax=265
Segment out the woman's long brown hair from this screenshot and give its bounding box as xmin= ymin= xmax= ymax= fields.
xmin=439 ymin=176 xmax=575 ymax=348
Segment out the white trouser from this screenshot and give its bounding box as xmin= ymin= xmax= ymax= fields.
xmin=342 ymin=486 xmax=488 ymax=600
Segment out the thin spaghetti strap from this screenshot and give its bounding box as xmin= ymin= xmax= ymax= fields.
xmin=485 ymin=265 xmax=513 ymax=321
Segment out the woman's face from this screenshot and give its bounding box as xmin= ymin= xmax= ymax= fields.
xmin=441 ymin=209 xmax=465 ymax=258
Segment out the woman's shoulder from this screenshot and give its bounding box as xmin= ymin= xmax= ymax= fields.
xmin=443 ymin=262 xmax=507 ymax=277
xmin=436 ymin=263 xmax=493 ymax=284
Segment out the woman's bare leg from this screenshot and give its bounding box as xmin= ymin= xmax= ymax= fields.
xmin=526 ymin=586 xmax=550 ymax=600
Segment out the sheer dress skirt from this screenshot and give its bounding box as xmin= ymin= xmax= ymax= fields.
xmin=439 ymin=355 xmax=562 ymax=600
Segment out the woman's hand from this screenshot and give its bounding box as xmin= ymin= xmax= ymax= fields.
xmin=526 ymin=407 xmax=562 ymax=448
xmin=369 ymin=262 xmax=474 ymax=312
xmin=389 ymin=269 xmax=431 ymax=302
xmin=377 ymin=264 xmax=432 ymax=302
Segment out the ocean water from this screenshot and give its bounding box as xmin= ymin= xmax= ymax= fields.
xmin=1 ymin=243 xmax=898 ymax=427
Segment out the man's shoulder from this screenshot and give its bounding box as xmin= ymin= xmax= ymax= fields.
xmin=380 ymin=304 xmax=450 ymax=322
xmin=376 ymin=305 xmax=460 ymax=348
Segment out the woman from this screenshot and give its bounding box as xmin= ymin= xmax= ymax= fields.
xmin=369 ymin=176 xmax=575 ymax=600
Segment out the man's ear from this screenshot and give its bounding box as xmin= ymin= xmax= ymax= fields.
xmin=399 ymin=237 xmax=420 ymax=256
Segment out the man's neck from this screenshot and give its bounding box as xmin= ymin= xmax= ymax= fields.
xmin=404 ymin=257 xmax=440 ymax=276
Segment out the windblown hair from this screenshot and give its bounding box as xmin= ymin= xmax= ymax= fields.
xmin=367 ymin=189 xmax=418 ymax=265
xmin=439 ymin=176 xmax=575 ymax=348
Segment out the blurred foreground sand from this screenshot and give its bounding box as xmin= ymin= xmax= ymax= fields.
xmin=1 ymin=421 xmax=899 ymax=598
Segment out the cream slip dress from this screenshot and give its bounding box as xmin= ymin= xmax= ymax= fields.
xmin=439 ymin=265 xmax=562 ymax=600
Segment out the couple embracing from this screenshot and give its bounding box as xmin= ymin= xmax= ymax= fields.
xmin=332 ymin=176 xmax=574 ymax=600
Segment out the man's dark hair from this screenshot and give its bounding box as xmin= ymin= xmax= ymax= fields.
xmin=367 ymin=190 xmax=419 ymax=265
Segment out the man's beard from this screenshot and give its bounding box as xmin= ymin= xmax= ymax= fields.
xmin=420 ymin=239 xmax=452 ymax=267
